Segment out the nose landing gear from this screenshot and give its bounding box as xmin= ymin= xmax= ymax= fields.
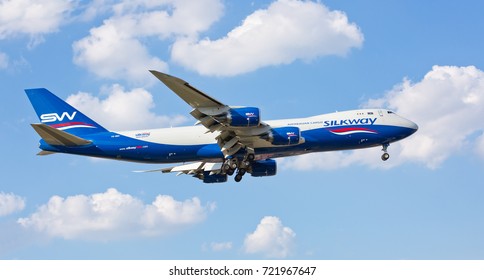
xmin=381 ymin=143 xmax=390 ymax=161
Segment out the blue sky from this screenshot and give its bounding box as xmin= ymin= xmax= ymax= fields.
xmin=1 ymin=0 xmax=484 ymax=259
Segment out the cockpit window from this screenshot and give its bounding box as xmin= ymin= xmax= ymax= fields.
xmin=387 ymin=111 xmax=394 ymax=114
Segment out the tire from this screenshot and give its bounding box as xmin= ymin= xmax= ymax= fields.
xmin=235 ymin=174 xmax=243 ymax=182
xmin=381 ymin=153 xmax=390 ymax=161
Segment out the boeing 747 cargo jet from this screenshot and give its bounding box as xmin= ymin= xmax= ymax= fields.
xmin=26 ymin=71 xmax=418 ymax=183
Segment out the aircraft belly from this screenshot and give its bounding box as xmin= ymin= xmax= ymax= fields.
xmin=110 ymin=143 xmax=219 ymax=163
xmin=47 ymin=132 xmax=212 ymax=163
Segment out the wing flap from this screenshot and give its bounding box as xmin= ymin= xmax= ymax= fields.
xmin=134 ymin=162 xmax=223 ymax=177
xmin=168 ymin=162 xmax=205 ymax=173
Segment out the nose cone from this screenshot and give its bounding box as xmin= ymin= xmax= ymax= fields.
xmin=407 ymin=119 xmax=419 ymax=133
xmin=385 ymin=111 xmax=418 ymax=137
xmin=397 ymin=116 xmax=418 ymax=137
xmin=411 ymin=122 xmax=418 ymax=133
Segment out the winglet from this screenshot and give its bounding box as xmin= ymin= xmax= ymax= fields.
xmin=149 ymin=70 xmax=224 ymax=108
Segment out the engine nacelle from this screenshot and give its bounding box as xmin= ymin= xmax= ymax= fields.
xmin=203 ymin=172 xmax=227 ymax=183
xmin=266 ymin=126 xmax=302 ymax=146
xmin=250 ymin=159 xmax=277 ymax=177
xmin=227 ymin=107 xmax=260 ymax=127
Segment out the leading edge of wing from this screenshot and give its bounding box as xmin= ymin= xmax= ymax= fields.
xmin=149 ymin=70 xmax=225 ymax=108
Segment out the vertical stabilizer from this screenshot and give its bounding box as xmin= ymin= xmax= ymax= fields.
xmin=25 ymin=88 xmax=108 ymax=136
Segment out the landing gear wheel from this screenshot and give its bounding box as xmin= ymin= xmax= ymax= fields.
xmin=238 ymin=168 xmax=246 ymax=176
xmin=223 ymin=163 xmax=231 ymax=171
xmin=247 ymin=153 xmax=255 ymax=161
xmin=234 ymin=173 xmax=243 ymax=182
xmin=223 ymin=158 xmax=237 ymax=170
xmin=226 ymin=168 xmax=235 ymax=176
xmin=242 ymin=160 xmax=250 ymax=168
xmin=381 ymin=152 xmax=390 ymax=161
xmin=230 ymin=160 xmax=237 ymax=170
xmin=381 ymin=143 xmax=390 ymax=161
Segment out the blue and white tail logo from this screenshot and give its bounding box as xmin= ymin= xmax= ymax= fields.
xmin=40 ymin=111 xmax=77 ymax=123
xmin=40 ymin=111 xmax=98 ymax=130
xmin=26 ymin=88 xmax=108 ymax=136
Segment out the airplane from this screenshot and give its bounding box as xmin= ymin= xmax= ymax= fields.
xmin=25 ymin=71 xmax=418 ymax=183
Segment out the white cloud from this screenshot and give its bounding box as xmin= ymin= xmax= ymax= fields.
xmin=66 ymin=84 xmax=188 ymax=130
xmin=0 ymin=193 xmax=25 ymax=217
xmin=77 ymin=0 xmax=114 ymax=21
xmin=210 ymin=241 xmax=232 ymax=252
xmin=476 ymin=133 xmax=484 ymax=158
xmin=172 ymin=0 xmax=363 ymax=76
xmin=73 ymin=0 xmax=223 ymax=83
xmin=110 ymin=0 xmax=224 ymax=38
xmin=72 ymin=19 xmax=168 ymax=84
xmin=283 ymin=65 xmax=484 ymax=171
xmin=243 ymin=216 xmax=295 ymax=258
xmin=366 ymin=65 xmax=484 ymax=168
xmin=0 ymin=0 xmax=75 ymax=45
xmin=280 ymin=146 xmax=396 ymax=172
xmin=0 ymin=52 xmax=8 ymax=69
xmin=73 ymin=0 xmax=363 ymax=79
xmin=18 ymin=188 xmax=215 ymax=240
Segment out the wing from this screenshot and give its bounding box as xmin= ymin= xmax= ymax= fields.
xmin=150 ymin=71 xmax=272 ymax=158
xmin=135 ymin=162 xmax=227 ymax=183
xmin=149 ymin=71 xmax=298 ymax=183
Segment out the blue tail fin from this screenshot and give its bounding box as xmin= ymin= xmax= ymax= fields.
xmin=25 ymin=88 xmax=108 ymax=136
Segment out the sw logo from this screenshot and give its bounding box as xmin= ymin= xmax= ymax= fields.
xmin=40 ymin=112 xmax=77 ymax=123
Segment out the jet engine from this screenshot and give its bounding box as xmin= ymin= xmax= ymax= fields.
xmin=250 ymin=159 xmax=277 ymax=177
xmin=202 ymin=171 xmax=228 ymax=183
xmin=262 ymin=127 xmax=303 ymax=146
xmin=215 ymin=107 xmax=260 ymax=127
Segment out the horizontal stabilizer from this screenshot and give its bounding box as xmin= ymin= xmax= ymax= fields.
xmin=37 ymin=150 xmax=56 ymax=156
xmin=31 ymin=123 xmax=92 ymax=146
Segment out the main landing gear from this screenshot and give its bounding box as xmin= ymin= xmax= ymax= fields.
xmin=381 ymin=143 xmax=390 ymax=161
xmin=223 ymin=152 xmax=255 ymax=182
